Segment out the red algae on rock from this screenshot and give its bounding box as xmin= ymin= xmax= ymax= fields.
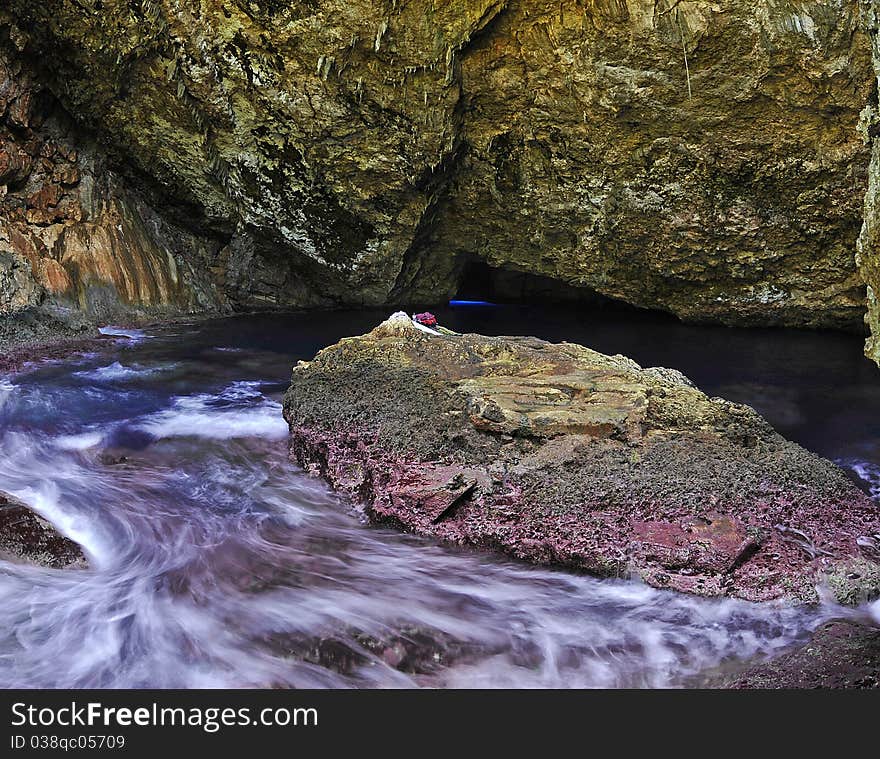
xmin=283 ymin=313 xmax=880 ymax=604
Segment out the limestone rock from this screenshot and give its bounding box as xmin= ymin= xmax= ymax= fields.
xmin=284 ymin=314 xmax=880 ymax=603
xmin=2 ymin=2 xmax=873 ymax=328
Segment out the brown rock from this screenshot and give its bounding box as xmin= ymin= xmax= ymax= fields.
xmin=723 ymin=620 xmax=880 ymax=689
xmin=51 ymin=163 xmax=79 ymax=186
xmin=2 ymin=1 xmax=872 ymax=327
xmin=284 ymin=314 xmax=880 ymax=603
xmin=0 ymin=42 xmax=226 ymax=326
xmin=26 ymin=183 xmax=62 ymax=210
xmin=38 ymin=257 xmax=72 ymax=294
xmin=0 ymin=140 xmax=32 ymax=185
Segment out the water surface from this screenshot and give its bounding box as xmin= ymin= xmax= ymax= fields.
xmin=1 ymin=306 xmax=877 ymax=688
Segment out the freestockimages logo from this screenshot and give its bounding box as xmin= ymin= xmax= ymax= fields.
xmin=9 ymin=701 xmax=318 ymax=736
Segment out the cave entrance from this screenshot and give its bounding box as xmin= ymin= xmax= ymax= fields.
xmin=453 ymin=257 xmax=614 ymax=307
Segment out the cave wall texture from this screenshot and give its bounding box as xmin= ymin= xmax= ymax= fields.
xmin=2 ymin=1 xmax=880 ymax=354
xmin=0 ymin=39 xmax=224 ymax=322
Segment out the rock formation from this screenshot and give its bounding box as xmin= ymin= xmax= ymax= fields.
xmin=283 ymin=313 xmax=880 ymax=603
xmin=859 ymin=2 xmax=880 ymax=364
xmin=1 ymin=2 xmax=877 ymax=341
xmin=0 ymin=40 xmax=224 ymax=332
xmin=723 ymin=619 xmax=880 ymax=688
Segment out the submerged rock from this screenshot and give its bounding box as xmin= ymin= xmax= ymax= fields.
xmin=723 ymin=620 xmax=880 ymax=689
xmin=0 ymin=490 xmax=86 ymax=569
xmin=283 ymin=314 xmax=880 ymax=604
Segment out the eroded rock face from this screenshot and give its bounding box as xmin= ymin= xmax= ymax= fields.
xmin=858 ymin=2 xmax=880 ymax=364
xmin=0 ymin=490 xmax=86 ymax=569
xmin=2 ymin=2 xmax=874 ymax=327
xmin=283 ymin=314 xmax=880 ymax=603
xmin=0 ymin=39 xmax=225 ymax=328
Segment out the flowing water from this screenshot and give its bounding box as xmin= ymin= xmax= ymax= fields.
xmin=1 ymin=305 xmax=879 ymax=689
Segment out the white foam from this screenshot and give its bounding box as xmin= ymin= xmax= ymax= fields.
xmin=0 ymin=378 xmax=15 ymax=409
xmin=867 ymin=598 xmax=880 ymax=626
xmin=74 ymin=362 xmax=170 ymax=382
xmin=98 ymin=326 xmax=149 ymax=341
xmin=54 ymin=431 xmax=106 ymax=451
xmin=135 ymin=382 xmax=288 ymax=441
xmin=839 ymin=459 xmax=880 ymax=499
xmin=9 ymin=483 xmax=110 ymax=569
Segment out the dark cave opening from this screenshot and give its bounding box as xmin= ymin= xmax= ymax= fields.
xmin=453 ymin=257 xmax=624 ymax=308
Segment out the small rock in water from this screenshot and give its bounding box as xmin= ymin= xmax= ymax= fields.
xmin=0 ymin=490 xmax=87 ymax=569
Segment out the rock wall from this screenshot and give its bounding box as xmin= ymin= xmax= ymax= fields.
xmin=0 ymin=38 xmax=224 ymax=326
xmin=859 ymin=1 xmax=880 ymax=364
xmin=1 ymin=2 xmax=878 ymax=334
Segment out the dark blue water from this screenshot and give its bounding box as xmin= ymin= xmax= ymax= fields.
xmin=0 ymin=306 xmax=877 ymax=688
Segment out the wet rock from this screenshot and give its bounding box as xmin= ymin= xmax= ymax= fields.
xmin=0 ymin=490 xmax=86 ymax=569
xmin=284 ymin=314 xmax=880 ymax=604
xmin=723 ymin=620 xmax=880 ymax=689
xmin=0 ymin=306 xmax=104 ymax=372
xmin=263 ymin=626 xmax=489 ymax=681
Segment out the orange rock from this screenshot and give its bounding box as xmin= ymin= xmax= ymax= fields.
xmin=56 ymin=199 xmax=184 ymax=308
xmin=4 ymin=226 xmax=41 ymax=272
xmin=38 ymin=258 xmax=72 ymax=294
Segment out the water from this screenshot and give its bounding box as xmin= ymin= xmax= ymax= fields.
xmin=0 ymin=305 xmax=878 ymax=688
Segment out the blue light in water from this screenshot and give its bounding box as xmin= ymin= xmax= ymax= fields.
xmin=449 ymin=299 xmax=495 ymax=306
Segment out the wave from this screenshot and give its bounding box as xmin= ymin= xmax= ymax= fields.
xmin=135 ymin=382 xmax=289 ymax=441
xmin=74 ymin=361 xmax=171 ymax=383
xmin=0 ymin=378 xmax=15 ymax=410
xmin=54 ymin=430 xmax=107 ymax=451
xmin=98 ymin=326 xmax=149 ymax=341
xmin=838 ymin=459 xmax=880 ymax=500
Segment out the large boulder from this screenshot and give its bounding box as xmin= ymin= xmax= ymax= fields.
xmin=1 ymin=2 xmax=873 ymax=329
xmin=283 ymin=313 xmax=880 ymax=603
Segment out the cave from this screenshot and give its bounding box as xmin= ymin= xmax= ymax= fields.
xmin=453 ymin=257 xmax=620 ymax=308
xmin=3 ymin=0 xmax=880 ymax=700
